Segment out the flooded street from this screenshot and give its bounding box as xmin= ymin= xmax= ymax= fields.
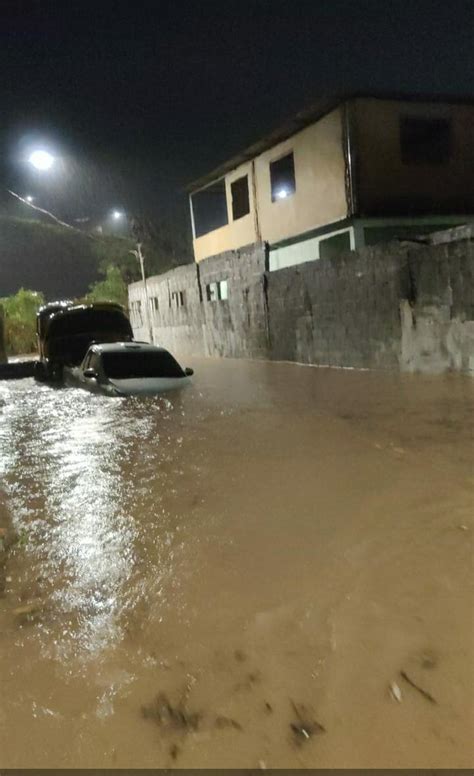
xmin=0 ymin=358 xmax=472 ymax=768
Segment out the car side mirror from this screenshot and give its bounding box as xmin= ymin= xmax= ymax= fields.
xmin=83 ymin=368 xmax=97 ymax=379
xmin=184 ymin=367 xmax=194 ymax=377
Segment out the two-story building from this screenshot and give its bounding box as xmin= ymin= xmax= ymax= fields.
xmin=188 ymin=95 xmax=474 ymax=271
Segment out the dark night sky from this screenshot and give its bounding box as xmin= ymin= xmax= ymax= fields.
xmin=1 ymin=0 xmax=473 ymax=223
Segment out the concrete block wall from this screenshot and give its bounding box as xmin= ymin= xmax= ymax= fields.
xmin=128 ymin=228 xmax=474 ymax=374
xmin=128 ymin=243 xmax=269 ymax=360
xmin=129 ymin=264 xmax=206 ymax=357
xmin=401 ymin=236 xmax=474 ymax=372
xmin=266 ymin=244 xmax=410 ymax=369
xmin=199 ymin=243 xmax=268 ymax=358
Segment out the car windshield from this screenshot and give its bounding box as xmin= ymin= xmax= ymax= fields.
xmin=102 ymin=350 xmax=185 ymax=379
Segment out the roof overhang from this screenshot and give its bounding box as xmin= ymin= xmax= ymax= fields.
xmin=186 ymin=92 xmax=474 ymax=194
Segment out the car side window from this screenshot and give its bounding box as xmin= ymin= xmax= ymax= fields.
xmin=83 ymin=352 xmax=92 ymax=370
xmin=90 ymin=353 xmax=101 ymax=372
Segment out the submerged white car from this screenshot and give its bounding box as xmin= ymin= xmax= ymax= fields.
xmin=65 ymin=342 xmax=194 ymax=396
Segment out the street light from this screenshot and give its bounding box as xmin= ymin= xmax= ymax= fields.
xmin=112 ymin=209 xmax=124 ymax=220
xmin=26 ymin=195 xmax=34 ymax=203
xmin=28 ymin=149 xmax=55 ymax=171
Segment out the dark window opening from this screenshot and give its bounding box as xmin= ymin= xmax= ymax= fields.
xmin=231 ymin=175 xmax=250 ymax=220
xmin=171 ymin=291 xmax=185 ymax=309
xmin=400 ymin=116 xmax=452 ymax=165
xmin=150 ymin=296 xmax=159 ymax=313
xmin=102 ymin=351 xmax=184 ymax=379
xmin=192 ymin=179 xmax=228 ymax=237
xmin=270 ymin=152 xmax=296 ymax=202
xmin=319 ymin=231 xmax=351 ymax=260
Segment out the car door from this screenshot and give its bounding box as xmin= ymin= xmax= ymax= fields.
xmin=82 ymin=351 xmax=102 ymax=393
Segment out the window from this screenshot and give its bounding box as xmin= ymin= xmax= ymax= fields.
xmin=400 ymin=116 xmax=452 ymax=164
xmin=171 ymin=291 xmax=185 ymax=309
xmin=130 ymin=300 xmax=142 ymax=325
xmin=231 ymin=175 xmax=250 ymax=220
xmin=191 ymin=179 xmax=228 ymax=237
xmin=102 ymin=351 xmax=184 ymax=379
xmin=206 ymin=279 xmax=228 ymax=302
xmin=149 ymin=296 xmax=159 ymax=313
xmin=318 ymin=231 xmax=351 ymax=260
xmin=270 ymin=152 xmax=296 ymax=202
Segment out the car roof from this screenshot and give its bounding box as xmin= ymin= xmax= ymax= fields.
xmin=90 ymin=342 xmax=169 ymax=354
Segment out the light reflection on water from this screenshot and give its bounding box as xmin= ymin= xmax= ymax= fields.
xmin=0 ymin=381 xmax=184 ymax=660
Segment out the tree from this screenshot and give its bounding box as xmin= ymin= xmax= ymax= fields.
xmin=85 ymin=265 xmax=128 ymax=308
xmin=1 ymin=288 xmax=45 ymax=355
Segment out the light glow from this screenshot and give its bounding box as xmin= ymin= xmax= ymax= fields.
xmin=28 ymin=150 xmax=55 ymax=171
xmin=276 ymin=188 xmax=289 ymax=199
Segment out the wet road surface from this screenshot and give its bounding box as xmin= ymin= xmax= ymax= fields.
xmin=0 ymin=359 xmax=473 ymax=768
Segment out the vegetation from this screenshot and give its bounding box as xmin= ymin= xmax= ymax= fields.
xmin=1 ymin=288 xmax=45 ymax=355
xmin=84 ymin=265 xmax=129 ymax=308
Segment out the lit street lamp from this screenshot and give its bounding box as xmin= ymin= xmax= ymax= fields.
xmin=26 ymin=195 xmax=34 ymax=203
xmin=28 ymin=149 xmax=55 ymax=171
xmin=112 ymin=209 xmax=124 ymax=220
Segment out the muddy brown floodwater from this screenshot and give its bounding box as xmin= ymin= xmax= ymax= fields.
xmin=0 ymin=358 xmax=472 ymax=768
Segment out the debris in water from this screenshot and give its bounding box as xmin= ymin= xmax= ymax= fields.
xmin=264 ymin=701 xmax=273 ymax=714
xmin=12 ymin=598 xmax=43 ymax=617
xmin=141 ymin=692 xmax=201 ymax=732
xmin=389 ymin=681 xmax=402 ymax=702
xmin=400 ymin=670 xmax=437 ymax=704
xmin=419 ymin=650 xmax=437 ymax=670
xmin=234 ymin=649 xmax=246 ymax=662
xmin=289 ymin=700 xmax=325 ymax=746
xmin=169 ymin=743 xmax=180 ymax=760
xmin=215 ymin=715 xmax=242 ymax=731
xmin=258 ymin=760 xmax=267 ymax=769
xmin=458 ymin=524 xmax=469 ymax=531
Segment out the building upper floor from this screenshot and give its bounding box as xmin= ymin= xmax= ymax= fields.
xmin=188 ymin=95 xmax=474 ymax=263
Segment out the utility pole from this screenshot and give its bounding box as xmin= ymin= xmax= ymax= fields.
xmin=130 ymin=242 xmax=153 ymax=344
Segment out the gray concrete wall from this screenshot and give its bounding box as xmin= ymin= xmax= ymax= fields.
xmin=128 ymin=228 xmax=474 ymax=374
xmin=266 ymin=245 xmax=409 ymax=369
xmin=129 ymin=243 xmax=268 ymax=360
xmin=400 ymin=234 xmax=474 ymax=373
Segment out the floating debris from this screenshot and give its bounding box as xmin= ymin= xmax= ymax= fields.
xmin=419 ymin=650 xmax=437 ymax=670
xmin=264 ymin=701 xmax=273 ymax=714
xmin=169 ymin=743 xmax=180 ymax=760
xmin=141 ymin=692 xmax=201 ymax=732
xmin=289 ymin=700 xmax=325 ymax=746
xmin=12 ymin=598 xmax=44 ymax=617
xmin=389 ymin=681 xmax=402 ymax=702
xmin=215 ymin=715 xmax=242 ymax=731
xmin=400 ymin=670 xmax=437 ymax=705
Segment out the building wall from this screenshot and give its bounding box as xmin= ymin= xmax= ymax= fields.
xmin=254 ymin=107 xmax=348 ymax=244
xmin=353 ymin=98 xmax=474 ymax=216
xmin=192 ymin=107 xmax=348 ymax=262
xmin=193 ymin=161 xmax=257 ymax=263
xmin=129 ymin=228 xmax=474 ymax=374
xmin=129 ymin=264 xmax=205 ymax=357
